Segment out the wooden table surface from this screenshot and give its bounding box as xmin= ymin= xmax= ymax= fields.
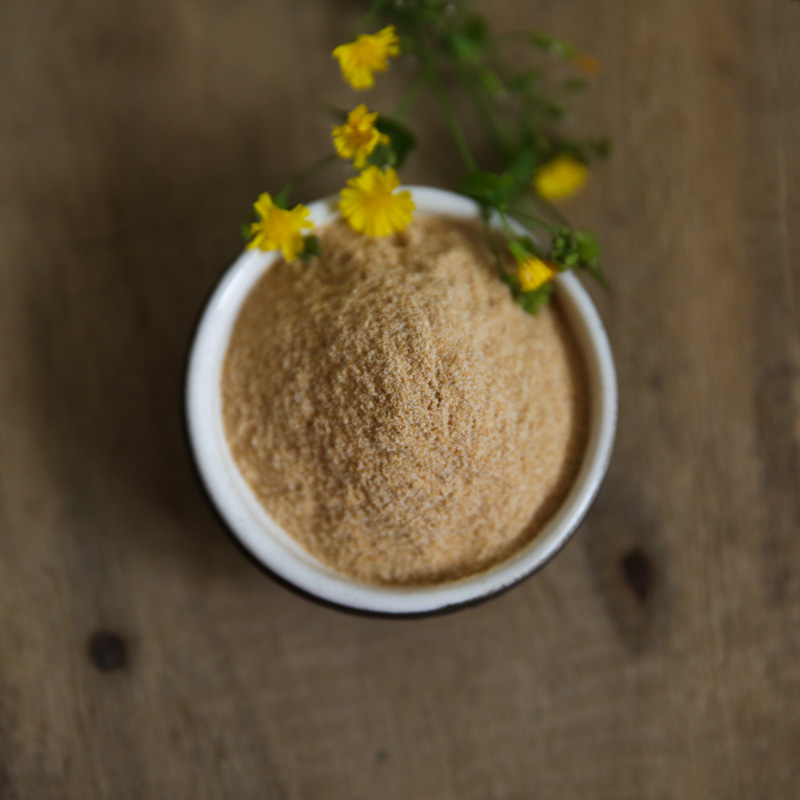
xmin=2 ymin=0 xmax=799 ymax=797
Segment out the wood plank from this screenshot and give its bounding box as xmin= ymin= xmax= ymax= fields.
xmin=0 ymin=0 xmax=798 ymax=797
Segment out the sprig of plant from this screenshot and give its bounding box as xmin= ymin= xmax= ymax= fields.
xmin=243 ymin=0 xmax=609 ymax=313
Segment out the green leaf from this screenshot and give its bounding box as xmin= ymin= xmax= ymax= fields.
xmin=549 ymin=227 xmax=609 ymax=288
xmin=521 ymin=235 xmax=548 ymax=259
xmin=508 ymin=239 xmax=530 ymax=262
xmin=500 ymin=272 xmax=518 ymax=289
xmin=551 ymin=227 xmax=585 ymax=269
xmin=574 ymin=230 xmax=600 ymax=265
xmin=445 ymin=14 xmax=490 ymax=63
xmin=582 ymin=259 xmax=610 ymax=289
xmin=573 ymin=231 xmax=609 ymax=287
xmin=298 ymin=234 xmax=322 ymax=263
xmin=506 ymin=147 xmax=538 ymax=192
xmin=478 ymin=69 xmax=504 ymax=95
xmin=372 ymin=115 xmax=417 ymax=169
xmin=543 ymin=100 xmax=565 ymax=119
xmin=587 ymin=138 xmax=612 ymax=158
xmin=506 ymin=70 xmax=541 ymax=93
xmin=529 ymin=32 xmax=577 ymax=59
xmin=517 ymin=282 xmax=555 ymax=315
xmin=366 ymin=143 xmax=395 ymax=169
xmin=457 ymin=170 xmax=515 ymax=207
xmin=529 ymin=31 xmax=554 ymax=50
xmin=463 ymin=14 xmax=490 ymax=46
xmin=370 ymin=0 xmax=443 ymax=23
xmin=508 ymin=235 xmax=542 ymax=261
xmin=562 ymin=77 xmax=589 ymax=92
xmin=446 ymin=32 xmax=477 ymax=62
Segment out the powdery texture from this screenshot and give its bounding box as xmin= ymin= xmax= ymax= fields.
xmin=222 ymin=216 xmax=588 ymax=585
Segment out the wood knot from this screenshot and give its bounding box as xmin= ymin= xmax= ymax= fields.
xmin=620 ymin=549 xmax=655 ymax=603
xmin=87 ymin=631 xmax=128 ymax=672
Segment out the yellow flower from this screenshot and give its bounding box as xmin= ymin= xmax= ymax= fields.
xmin=248 ymin=193 xmax=313 ymax=261
xmin=533 ymin=154 xmax=588 ymax=201
xmin=517 ymin=256 xmax=556 ymax=293
xmin=339 ymin=166 xmax=415 ymax=236
xmin=332 ymin=105 xmax=390 ymax=168
xmin=332 ymin=26 xmax=400 ymax=90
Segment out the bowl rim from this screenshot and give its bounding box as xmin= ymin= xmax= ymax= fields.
xmin=185 ymin=186 xmax=617 ymax=614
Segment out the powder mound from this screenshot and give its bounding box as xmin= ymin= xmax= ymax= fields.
xmin=222 ymin=215 xmax=588 ymax=585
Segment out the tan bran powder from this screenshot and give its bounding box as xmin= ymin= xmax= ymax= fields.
xmin=222 ymin=215 xmax=588 ymax=585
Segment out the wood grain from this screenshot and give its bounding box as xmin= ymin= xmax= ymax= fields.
xmin=1 ymin=0 xmax=799 ymax=797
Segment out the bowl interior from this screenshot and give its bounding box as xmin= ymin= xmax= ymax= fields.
xmin=186 ymin=187 xmax=617 ymax=614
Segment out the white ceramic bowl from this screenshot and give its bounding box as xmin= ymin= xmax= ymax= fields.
xmin=186 ymin=187 xmax=617 ymax=614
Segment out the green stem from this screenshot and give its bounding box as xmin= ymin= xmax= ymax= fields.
xmin=534 ymin=193 xmax=571 ymax=227
xmin=507 ymin=206 xmax=556 ymax=234
xmin=480 ymin=205 xmax=505 ymax=277
xmin=498 ymin=210 xmax=518 ymax=240
xmin=499 ymin=210 xmax=547 ymax=258
xmin=496 ymin=30 xmax=578 ymax=57
xmin=419 ymin=45 xmax=477 ymax=172
xmin=455 ymin=65 xmax=514 ymax=160
xmin=392 ymin=67 xmax=426 ymax=119
xmin=276 ymin=153 xmax=339 ymax=206
xmin=355 ymin=1 xmax=380 ymax=31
